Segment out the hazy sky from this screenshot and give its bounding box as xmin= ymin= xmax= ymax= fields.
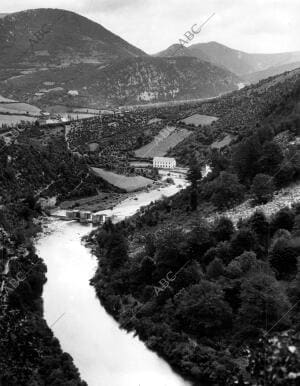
xmin=1 ymin=0 xmax=299 ymax=54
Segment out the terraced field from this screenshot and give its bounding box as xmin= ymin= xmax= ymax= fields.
xmin=180 ymin=113 xmax=218 ymax=126
xmin=134 ymin=127 xmax=191 ymax=158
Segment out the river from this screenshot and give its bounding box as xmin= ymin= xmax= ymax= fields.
xmin=35 ymin=178 xmax=191 ymax=386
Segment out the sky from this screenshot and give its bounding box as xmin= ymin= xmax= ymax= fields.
xmin=1 ymin=0 xmax=299 ymax=54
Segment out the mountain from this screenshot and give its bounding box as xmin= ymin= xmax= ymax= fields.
xmin=0 ymin=56 xmax=240 ymax=108
xmin=157 ymin=41 xmax=300 ymax=78
xmin=244 ymin=61 xmax=300 ymax=83
xmin=0 ymin=8 xmax=146 ymax=69
xmin=0 ymin=9 xmax=241 ymax=108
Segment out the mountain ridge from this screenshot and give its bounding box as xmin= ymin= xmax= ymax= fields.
xmin=0 ymin=8 xmax=146 ymax=69
xmin=157 ymin=41 xmax=300 ymax=77
xmin=0 ymin=56 xmax=240 ymax=108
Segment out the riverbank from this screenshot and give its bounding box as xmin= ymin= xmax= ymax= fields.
xmin=89 ymin=180 xmax=300 ymax=385
xmin=35 ymin=175 xmax=190 ymax=386
xmin=0 ymin=213 xmax=87 ymax=385
xmin=58 ymin=179 xmax=179 ymax=213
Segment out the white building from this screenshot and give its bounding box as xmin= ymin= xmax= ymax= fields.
xmin=153 ymin=157 xmax=176 ymax=169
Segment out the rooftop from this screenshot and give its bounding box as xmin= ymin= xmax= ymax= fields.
xmin=153 ymin=157 xmax=176 ymax=162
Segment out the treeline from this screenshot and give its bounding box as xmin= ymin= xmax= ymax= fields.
xmin=0 ymin=136 xmax=120 ymax=205
xmin=91 ymin=204 xmax=300 ymax=384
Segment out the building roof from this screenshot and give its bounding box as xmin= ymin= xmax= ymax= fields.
xmin=153 ymin=157 xmax=176 ymax=162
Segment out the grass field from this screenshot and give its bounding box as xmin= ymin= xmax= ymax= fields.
xmin=91 ymin=167 xmax=153 ymax=192
xmin=211 ymin=134 xmax=233 ymax=149
xmin=134 ymin=127 xmax=191 ymax=158
xmin=181 ymin=113 xmax=218 ymax=126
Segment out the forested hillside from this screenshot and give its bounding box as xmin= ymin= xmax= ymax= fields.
xmin=90 ymin=67 xmax=300 ymax=385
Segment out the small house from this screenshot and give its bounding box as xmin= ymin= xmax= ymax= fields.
xmin=80 ymin=211 xmax=92 ymax=223
xmin=92 ymin=214 xmax=107 ymax=225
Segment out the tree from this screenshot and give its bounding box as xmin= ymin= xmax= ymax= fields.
xmin=213 ymin=216 xmax=234 ymax=242
xmin=226 ymin=251 xmax=261 ymax=278
xmin=203 ymin=241 xmax=233 ymax=266
xmin=248 ymin=210 xmax=270 ymax=249
xmin=174 ymin=281 xmax=232 ymax=336
xmin=187 ymin=221 xmax=213 ymax=261
xmin=275 ymin=161 xmax=295 ymax=187
xmin=230 ymin=228 xmax=258 ymax=257
xmin=155 ymin=229 xmax=188 ymax=275
xmin=105 ymin=231 xmax=128 ymax=269
xmin=232 ymin=134 xmax=262 ymax=182
xmin=269 ymin=237 xmax=298 ymax=279
xmin=144 ymin=233 xmax=156 ymax=257
xmin=187 ymin=155 xmax=202 ymax=188
xmin=210 ymin=172 xmax=244 ymax=210
xmin=238 ymin=272 xmax=291 ymax=331
xmin=207 ymin=258 xmax=225 ymax=279
xmin=190 ymin=188 xmax=198 ymax=211
xmin=251 ymin=173 xmax=274 ymax=204
xmin=270 ymin=207 xmax=295 ymax=234
xmin=256 ymin=141 xmax=284 ymax=175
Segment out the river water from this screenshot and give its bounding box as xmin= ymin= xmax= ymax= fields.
xmin=35 ymin=178 xmax=191 ymax=386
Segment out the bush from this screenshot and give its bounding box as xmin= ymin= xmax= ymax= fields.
xmin=251 ymin=173 xmax=274 ymax=204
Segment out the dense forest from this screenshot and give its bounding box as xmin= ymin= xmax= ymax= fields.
xmin=90 ymin=69 xmax=300 ymax=385
xmin=91 ymin=199 xmax=300 ymax=384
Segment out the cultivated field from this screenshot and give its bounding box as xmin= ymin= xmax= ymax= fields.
xmin=0 ymin=115 xmax=37 ymax=126
xmin=0 ymin=102 xmax=41 ymax=115
xmin=91 ymin=167 xmax=153 ymax=192
xmin=181 ymin=113 xmax=218 ymax=126
xmin=134 ymin=127 xmax=191 ymax=158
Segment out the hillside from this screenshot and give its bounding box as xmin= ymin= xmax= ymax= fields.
xmin=0 ymin=56 xmax=240 ymax=108
xmin=169 ymin=67 xmax=300 ymax=164
xmin=88 ymin=66 xmax=300 ymax=385
xmin=0 ymin=9 xmax=244 ymax=108
xmin=157 ymin=41 xmax=300 ymax=78
xmin=0 ymin=8 xmax=146 ymax=69
xmin=245 ymin=62 xmax=300 ymax=84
